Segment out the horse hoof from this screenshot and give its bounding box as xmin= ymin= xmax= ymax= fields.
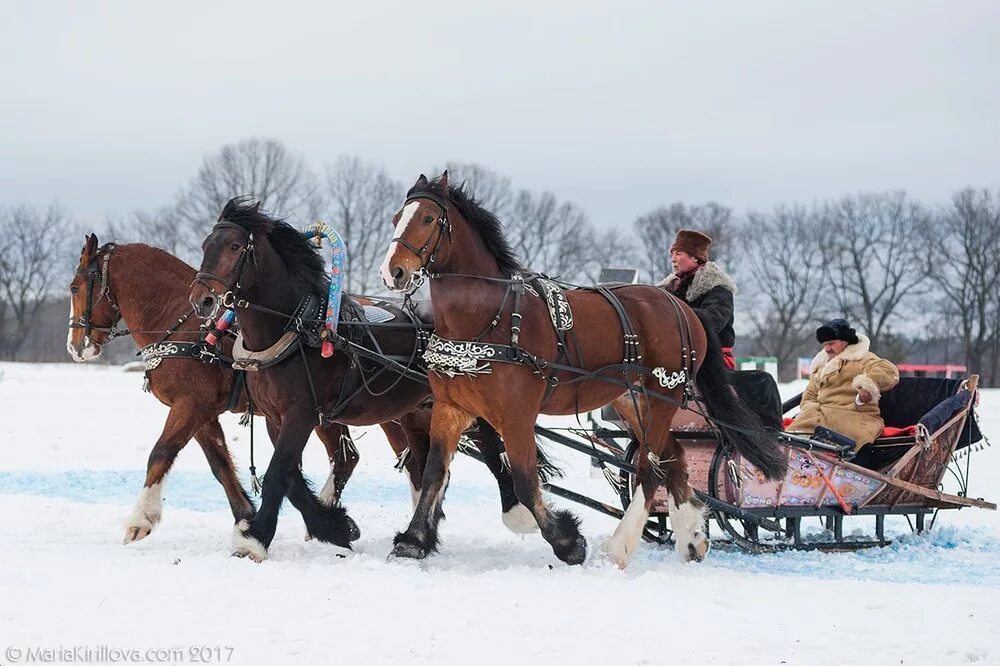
xmin=232 ymin=520 xmax=268 ymax=562
xmin=558 ymin=534 xmax=588 ymax=566
xmin=346 ymin=515 xmax=361 ymax=542
xmin=598 ymin=539 xmax=630 ymax=569
xmin=389 ymin=541 xmax=428 ymax=560
xmin=122 ymin=525 xmax=152 ymax=544
xmin=231 ymin=548 xmax=267 ymax=563
xmin=679 ymin=531 xmax=710 ymax=563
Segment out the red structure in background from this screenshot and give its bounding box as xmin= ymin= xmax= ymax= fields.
xmin=896 ymin=363 xmax=968 ymax=379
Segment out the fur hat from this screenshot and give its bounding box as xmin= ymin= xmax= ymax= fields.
xmin=670 ymin=229 xmax=712 ymax=262
xmin=816 ymin=318 xmax=859 ymax=345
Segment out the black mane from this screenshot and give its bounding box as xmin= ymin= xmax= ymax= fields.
xmin=407 ymin=177 xmax=522 ymax=276
xmin=218 ymin=196 xmax=329 ymax=297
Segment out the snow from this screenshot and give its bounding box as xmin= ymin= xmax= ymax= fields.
xmin=1 ymin=361 xmax=998 ymax=665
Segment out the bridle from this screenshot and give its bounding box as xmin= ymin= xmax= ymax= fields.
xmin=193 ymin=221 xmax=255 ymax=309
xmin=389 ymin=191 xmax=452 ymax=279
xmin=68 ymin=244 xmax=127 ymax=346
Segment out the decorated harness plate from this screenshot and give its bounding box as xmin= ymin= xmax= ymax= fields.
xmin=424 ymin=335 xmax=498 ymax=377
xmin=534 ymin=277 xmax=573 ymax=331
xmin=140 ymin=341 xmax=209 ymax=370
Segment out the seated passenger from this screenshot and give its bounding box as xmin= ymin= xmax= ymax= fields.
xmin=787 ymin=319 xmax=900 ymax=450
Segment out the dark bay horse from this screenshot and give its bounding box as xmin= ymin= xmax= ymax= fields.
xmin=380 ymin=172 xmax=786 ymax=568
xmin=188 ymin=199 xmax=542 ymax=561
xmin=68 ymin=235 xmax=362 ymax=544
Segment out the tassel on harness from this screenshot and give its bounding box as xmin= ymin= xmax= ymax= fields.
xmin=240 ymin=400 xmax=262 ymax=496
xmin=394 ymin=446 xmax=411 ymax=472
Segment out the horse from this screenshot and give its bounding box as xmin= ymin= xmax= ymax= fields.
xmin=187 ymin=198 xmax=551 ymax=561
xmin=379 ymin=172 xmax=786 ymax=568
xmin=67 ymin=234 xmax=363 ymax=544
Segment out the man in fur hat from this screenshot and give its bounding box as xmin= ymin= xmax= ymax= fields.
xmin=787 ymin=319 xmax=900 ymax=450
xmin=657 ymin=229 xmax=738 ymax=369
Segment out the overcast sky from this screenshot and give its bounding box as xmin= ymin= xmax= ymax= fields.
xmin=2 ymin=1 xmax=997 ymax=230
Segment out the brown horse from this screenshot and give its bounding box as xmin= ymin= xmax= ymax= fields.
xmin=187 ymin=199 xmax=547 ymax=561
xmin=67 ymin=235 xmax=364 ymax=544
xmin=380 ymin=172 xmax=786 ymax=568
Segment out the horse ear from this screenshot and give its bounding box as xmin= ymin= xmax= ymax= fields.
xmin=415 ymin=174 xmax=428 ymax=188
xmin=438 ymin=170 xmax=449 ymax=190
xmin=85 ymin=233 xmax=98 ymax=256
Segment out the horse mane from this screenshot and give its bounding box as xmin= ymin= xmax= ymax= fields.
xmin=218 ymin=196 xmax=329 ymax=297
xmin=408 ymin=177 xmax=522 ymax=276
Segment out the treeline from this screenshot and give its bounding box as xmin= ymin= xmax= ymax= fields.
xmin=2 ymin=137 xmax=998 ymax=385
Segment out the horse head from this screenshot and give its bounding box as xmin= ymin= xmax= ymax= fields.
xmin=189 ymin=197 xmax=260 ymax=319
xmin=67 ymin=233 xmax=122 ymax=361
xmin=380 ymin=171 xmax=454 ymax=291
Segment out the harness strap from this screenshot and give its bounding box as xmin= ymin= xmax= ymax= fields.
xmin=227 ymin=369 xmax=247 ymax=413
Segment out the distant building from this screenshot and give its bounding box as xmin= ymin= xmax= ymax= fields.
xmin=737 ymin=356 xmax=778 ymax=381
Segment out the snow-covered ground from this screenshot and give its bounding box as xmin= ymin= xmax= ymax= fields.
xmin=1 ymin=362 xmax=997 ymax=665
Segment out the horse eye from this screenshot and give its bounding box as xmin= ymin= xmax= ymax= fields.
xmin=423 ymin=215 xmax=434 ymax=225
xmin=70 ymin=286 xmax=79 ymax=294
xmin=230 ymin=242 xmax=241 ymax=251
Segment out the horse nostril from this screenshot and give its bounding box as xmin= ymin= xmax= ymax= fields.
xmin=392 ymin=266 xmax=404 ymax=281
xmin=200 ymin=296 xmax=215 ymax=311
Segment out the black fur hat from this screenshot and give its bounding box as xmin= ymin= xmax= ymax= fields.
xmin=816 ymin=318 xmax=859 ymax=345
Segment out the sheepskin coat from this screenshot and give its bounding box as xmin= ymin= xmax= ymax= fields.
xmin=657 ymin=261 xmax=736 ymax=347
xmin=787 ymin=335 xmax=900 ymax=448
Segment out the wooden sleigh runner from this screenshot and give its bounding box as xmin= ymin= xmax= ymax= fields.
xmin=624 ymin=373 xmax=996 ymax=552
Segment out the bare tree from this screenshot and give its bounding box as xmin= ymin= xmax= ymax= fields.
xmin=171 ymin=138 xmax=321 ymax=259
xmin=441 ymin=162 xmax=597 ymax=283
xmin=927 ymin=188 xmax=1000 ymax=384
xmin=580 ymin=228 xmax=639 ymax=284
xmin=0 ymin=205 xmax=72 ymax=359
xmin=443 ymin=161 xmax=515 ymax=215
xmin=323 ymin=156 xmax=402 ymax=294
xmin=105 ymin=206 xmax=192 ymax=262
xmin=742 ymin=205 xmax=830 ymax=380
xmin=506 ymin=190 xmax=593 ymax=282
xmin=823 ymin=192 xmax=931 ymax=351
xmin=633 ymin=202 xmax=734 ymax=283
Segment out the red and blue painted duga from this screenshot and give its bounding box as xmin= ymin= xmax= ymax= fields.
xmin=301 ymin=222 xmax=347 ymax=358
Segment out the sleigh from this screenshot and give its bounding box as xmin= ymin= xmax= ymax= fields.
xmin=526 ymin=373 xmax=995 ymax=553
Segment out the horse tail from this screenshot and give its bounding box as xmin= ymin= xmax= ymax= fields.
xmin=692 ymin=311 xmax=787 ymax=480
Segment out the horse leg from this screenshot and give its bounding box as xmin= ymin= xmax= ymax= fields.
xmin=233 ymin=412 xmax=344 ymax=561
xmin=194 ymin=417 xmax=256 ymax=526
xmin=468 ymin=420 xmax=539 ymax=534
xmin=498 ymin=417 xmax=586 ymax=565
xmin=315 ymin=422 xmax=359 ymax=508
xmin=601 ymin=396 xmax=705 ymax=567
xmin=123 ymin=403 xmax=205 ymax=544
xmin=384 ymin=415 xmax=430 ymax=512
xmin=390 ymin=402 xmax=473 ymax=559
